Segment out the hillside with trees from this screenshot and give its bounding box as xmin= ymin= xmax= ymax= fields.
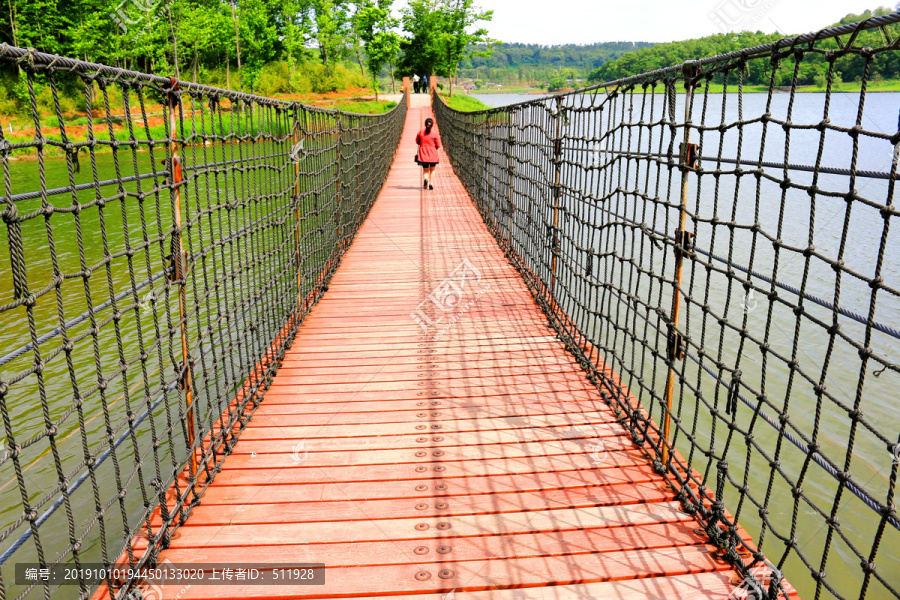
xmin=458 ymin=41 xmax=655 ymax=88
xmin=587 ymin=7 xmax=900 ymax=87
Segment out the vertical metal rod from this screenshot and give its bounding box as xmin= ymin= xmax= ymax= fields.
xmin=549 ymin=96 xmax=562 ymax=301
xmin=661 ymin=67 xmax=696 ymax=467
xmin=336 ymin=113 xmax=343 ymax=256
xmin=294 ymin=106 xmax=303 ymax=308
xmin=356 ymin=118 xmax=361 ymax=231
xmin=507 ymin=134 xmax=514 ymax=242
xmin=167 ymin=81 xmax=198 ymax=480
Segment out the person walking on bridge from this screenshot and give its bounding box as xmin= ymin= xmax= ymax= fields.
xmin=416 ymin=117 xmax=440 ymax=190
xmin=413 ymin=73 xmax=421 ymax=93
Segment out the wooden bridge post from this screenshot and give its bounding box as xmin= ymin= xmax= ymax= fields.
xmin=165 ymin=79 xmax=199 ymax=481
xmin=661 ymin=63 xmax=698 ymax=467
xmin=402 ymin=77 xmax=410 ymax=108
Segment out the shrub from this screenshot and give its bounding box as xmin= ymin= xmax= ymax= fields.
xmin=289 ymin=62 xmax=368 ymax=94
xmin=547 ymin=75 xmax=567 ymax=92
xmin=256 ymin=61 xmax=292 ymax=96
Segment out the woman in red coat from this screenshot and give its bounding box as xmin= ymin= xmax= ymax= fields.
xmin=416 ymin=117 xmax=441 ymax=190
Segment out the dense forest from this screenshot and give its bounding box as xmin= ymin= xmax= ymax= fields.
xmin=588 ymin=8 xmax=900 ymax=87
xmin=456 ymin=42 xmax=655 ymax=87
xmin=0 ymin=0 xmax=499 ymax=106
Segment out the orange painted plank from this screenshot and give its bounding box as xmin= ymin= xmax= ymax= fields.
xmin=158 ymin=520 xmax=709 ymax=565
xmin=172 ymin=572 xmax=740 ymax=600
xmin=209 ymin=452 xmax=652 ymax=485
xmin=133 ymin=546 xmax=732 ymax=599
xmin=276 ymin=347 xmax=577 ymax=364
xmin=229 ymin=424 xmax=638 ymax=458
xmin=277 ymin=352 xmax=578 ymax=368
xmin=225 ymin=414 xmax=620 ymax=440
xmin=241 ymin=407 xmax=618 ymax=429
xmin=275 ymin=361 xmax=581 ymax=378
xmin=251 ymin=396 xmax=600 ymax=414
xmin=195 ymin=466 xmax=664 ymax=505
xmin=153 ymin=502 xmax=693 ymax=548
xmin=259 ymin=383 xmax=599 ymax=401
xmin=221 ymin=424 xmax=624 ymax=454
xmin=153 ymin=482 xmax=676 ymax=527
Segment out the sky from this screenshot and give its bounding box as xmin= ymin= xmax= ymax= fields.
xmin=393 ymin=0 xmax=890 ymax=45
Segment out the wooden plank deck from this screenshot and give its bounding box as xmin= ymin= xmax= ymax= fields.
xmin=121 ymin=100 xmax=784 ymax=599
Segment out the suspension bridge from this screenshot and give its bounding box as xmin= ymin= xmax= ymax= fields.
xmin=1 ymin=11 xmax=899 ymax=600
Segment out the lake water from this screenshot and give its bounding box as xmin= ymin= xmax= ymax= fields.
xmin=473 ymin=93 xmax=555 ymax=108
xmin=0 ymin=135 xmax=339 ymax=599
xmin=471 ymin=90 xmax=900 ymax=600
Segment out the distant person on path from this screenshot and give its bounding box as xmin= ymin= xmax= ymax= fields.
xmin=416 ymin=117 xmax=440 ymax=190
xmin=413 ymin=73 xmax=420 ymax=93
xmin=422 ymin=75 xmax=428 ymax=93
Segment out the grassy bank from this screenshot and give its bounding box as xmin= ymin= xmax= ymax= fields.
xmin=2 ymin=96 xmax=397 ymax=159
xmin=439 ymin=94 xmax=491 ymax=112
xmin=319 ymin=99 xmax=397 ymax=114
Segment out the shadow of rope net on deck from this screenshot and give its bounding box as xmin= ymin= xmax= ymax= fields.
xmin=435 ymin=12 xmax=900 ymax=600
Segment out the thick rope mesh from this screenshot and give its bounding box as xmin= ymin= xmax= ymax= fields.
xmin=436 ymin=13 xmax=900 ymax=600
xmin=0 ymin=47 xmax=406 ymax=600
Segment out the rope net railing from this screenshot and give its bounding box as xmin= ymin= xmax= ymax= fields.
xmin=0 ymin=46 xmax=406 ymax=600
xmin=435 ymin=12 xmax=900 ymax=600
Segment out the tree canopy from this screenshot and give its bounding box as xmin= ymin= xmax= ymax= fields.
xmin=356 ymin=0 xmax=401 ymax=98
xmin=398 ymin=0 xmax=497 ymax=92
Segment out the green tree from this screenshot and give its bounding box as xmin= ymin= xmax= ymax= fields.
xmin=281 ymin=0 xmax=313 ymax=81
xmin=432 ymin=0 xmax=496 ymax=95
xmin=356 ymin=0 xmax=399 ymax=100
xmin=398 ymin=0 xmax=442 ymax=77
xmin=69 ymin=0 xmax=120 ymax=65
xmin=347 ymin=1 xmax=368 ymax=76
xmin=7 ymin=0 xmax=68 ymax=53
xmin=238 ymin=0 xmax=280 ymax=90
xmin=179 ymin=0 xmax=231 ymax=82
xmin=311 ymin=0 xmax=348 ymax=77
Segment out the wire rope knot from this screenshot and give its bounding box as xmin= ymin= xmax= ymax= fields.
xmin=158 ymin=76 xmax=181 ymax=111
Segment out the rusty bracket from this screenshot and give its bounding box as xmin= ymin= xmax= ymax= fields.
xmin=673 ymin=229 xmax=695 ymax=259
xmin=547 ymin=225 xmax=560 ymax=255
xmin=682 ymin=60 xmax=700 ymax=89
xmin=174 ymin=357 xmax=195 ymax=390
xmin=679 ymin=141 xmax=700 ymax=170
xmin=158 ymin=75 xmax=181 ymax=110
xmin=667 ymin=324 xmax=685 ymax=361
xmin=166 ymin=233 xmax=190 ymax=282
xmin=160 ymin=155 xmax=187 ymax=189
